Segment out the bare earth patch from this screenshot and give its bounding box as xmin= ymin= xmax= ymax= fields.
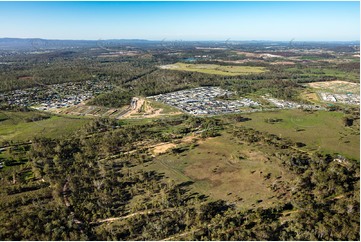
xmin=123 ymin=98 xmax=182 ymax=119
xmin=151 ymin=134 xmax=200 ymax=155
xmin=122 ymin=98 xmax=145 ymax=118
xmin=152 ymin=143 xmax=177 ymax=155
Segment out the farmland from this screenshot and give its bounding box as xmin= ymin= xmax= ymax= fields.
xmin=160 ymin=62 xmax=267 ymax=76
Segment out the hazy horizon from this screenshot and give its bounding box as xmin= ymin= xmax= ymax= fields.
xmin=0 ymin=37 xmax=360 ymax=42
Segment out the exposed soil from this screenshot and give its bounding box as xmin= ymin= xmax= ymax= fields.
xmin=151 ymin=134 xmax=200 ymax=155
xmin=152 ymin=143 xmax=177 ymax=155
xmin=308 ymin=80 xmax=359 ymax=92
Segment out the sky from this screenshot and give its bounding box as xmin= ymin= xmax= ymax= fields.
xmin=0 ymin=1 xmax=359 ymax=41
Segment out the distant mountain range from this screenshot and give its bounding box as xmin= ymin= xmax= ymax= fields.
xmin=0 ymin=38 xmax=359 ymax=50
xmin=0 ymin=38 xmax=155 ymax=50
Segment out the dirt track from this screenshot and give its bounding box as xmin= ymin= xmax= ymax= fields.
xmin=90 ymin=207 xmax=177 ymax=225
xmin=122 ymin=97 xmax=144 ymax=118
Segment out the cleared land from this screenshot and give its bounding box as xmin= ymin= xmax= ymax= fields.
xmin=160 ymin=62 xmax=267 ymax=76
xmin=128 ymin=99 xmax=182 ymax=118
xmin=301 ymin=81 xmax=360 ymax=105
xmin=53 ymin=104 xmax=129 ymax=119
xmin=48 ymin=98 xmax=181 ymax=119
xmin=0 ymin=111 xmax=90 ymax=142
xmin=301 ymin=91 xmax=320 ymax=103
xmin=308 ymin=80 xmax=360 ymax=94
xmin=240 ymin=109 xmax=360 ymax=160
xmin=140 ymin=133 xmax=291 ymax=209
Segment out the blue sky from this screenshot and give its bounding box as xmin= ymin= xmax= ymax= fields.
xmin=0 ymin=1 xmax=359 ymax=41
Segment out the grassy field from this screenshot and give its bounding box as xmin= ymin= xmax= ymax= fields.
xmin=240 ymin=109 xmax=360 ymax=160
xmin=0 ymin=111 xmax=91 ymax=143
xmin=138 ymin=133 xmax=291 ymax=210
xmin=146 ymin=99 xmax=181 ymax=114
xmin=300 ymin=89 xmax=321 ymax=103
xmin=160 ymin=62 xmax=267 ymax=76
xmin=308 ymin=80 xmax=360 ymax=94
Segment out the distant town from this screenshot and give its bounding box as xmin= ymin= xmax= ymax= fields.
xmin=2 ymin=82 xmax=360 ymax=117
xmin=0 ymin=80 xmax=112 ymax=110
xmin=149 ymin=86 xmax=260 ymax=115
xmin=319 ymin=92 xmax=360 ymax=105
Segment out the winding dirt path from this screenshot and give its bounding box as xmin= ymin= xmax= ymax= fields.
xmin=90 ymin=207 xmax=177 ymax=225
xmin=62 ymin=180 xmax=84 ymax=226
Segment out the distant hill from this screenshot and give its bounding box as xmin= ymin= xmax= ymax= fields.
xmin=0 ymin=38 xmax=153 ymax=50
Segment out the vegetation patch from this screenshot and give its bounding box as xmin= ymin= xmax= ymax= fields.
xmin=285 ymin=67 xmax=360 ymax=83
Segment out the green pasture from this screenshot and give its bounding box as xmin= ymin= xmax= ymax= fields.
xmin=0 ymin=111 xmax=90 ymax=143
xmin=162 ymin=62 xmax=267 ymax=76
xmin=241 ymin=109 xmax=360 ymax=160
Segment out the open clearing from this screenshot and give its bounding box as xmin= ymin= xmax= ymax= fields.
xmin=140 ymin=133 xmax=291 ymax=209
xmin=160 ymin=62 xmax=267 ymax=76
xmin=128 ymin=99 xmax=182 ymax=118
xmin=150 ymin=133 xmax=199 ymax=155
xmin=0 ymin=111 xmax=90 ymax=142
xmin=240 ymin=109 xmax=360 ymax=160
xmin=152 ymin=143 xmax=177 ymax=155
xmin=300 ymin=91 xmax=320 ymax=103
xmin=308 ymin=80 xmax=360 ymax=94
xmin=48 ymin=103 xmax=130 ymax=119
